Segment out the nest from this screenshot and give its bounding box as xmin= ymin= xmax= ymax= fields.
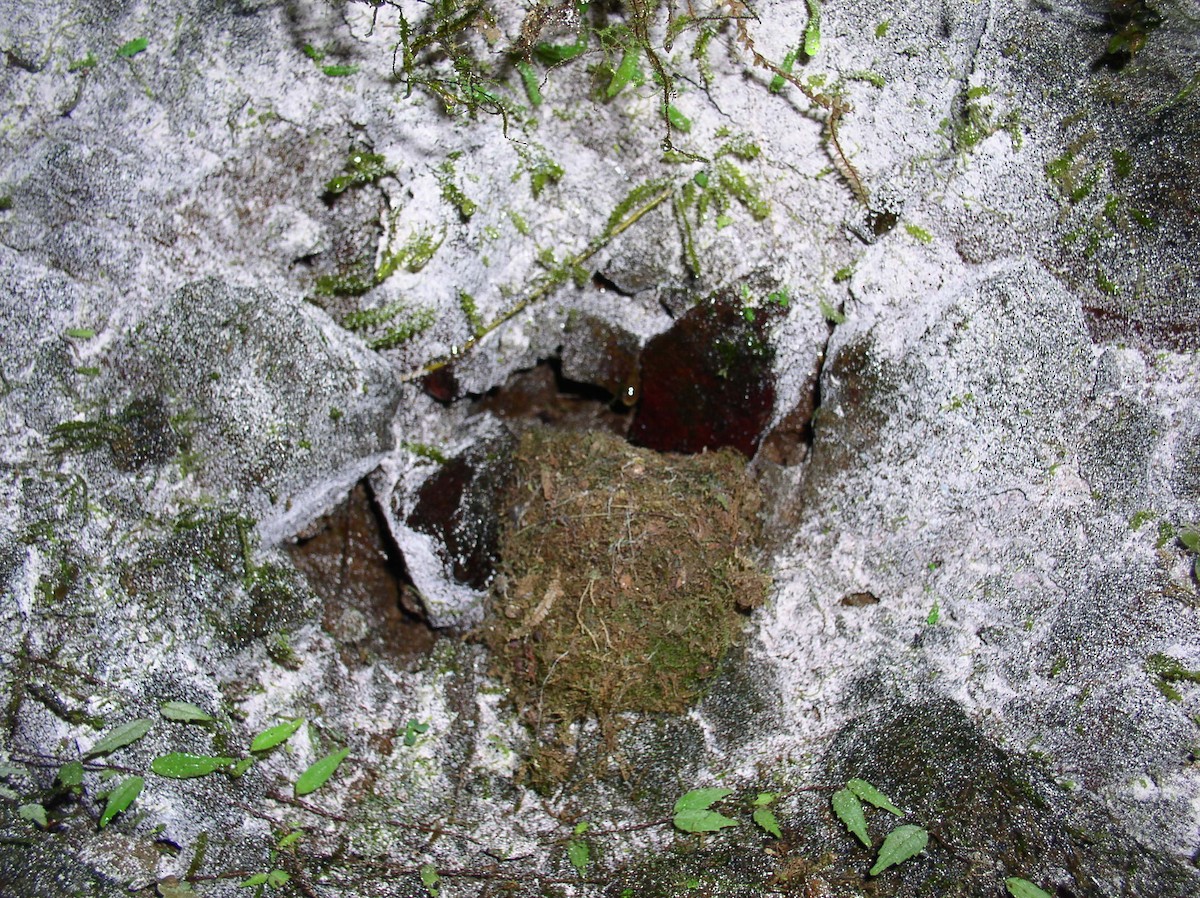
xmin=480 ymin=428 xmax=770 ymax=782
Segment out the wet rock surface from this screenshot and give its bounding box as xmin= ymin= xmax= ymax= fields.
xmin=2 ymin=0 xmax=1199 ymax=894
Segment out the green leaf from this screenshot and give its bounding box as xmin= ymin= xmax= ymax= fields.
xmin=753 ymin=791 xmax=776 ymax=806
xmin=277 ymin=830 xmax=303 ymax=849
xmin=567 ymin=838 xmax=590 ymax=875
xmin=66 ymin=327 xmax=95 ymax=339
xmin=606 ymin=46 xmax=640 ymax=98
xmin=98 ymin=775 xmax=144 ymax=828
xmin=151 ymin=753 xmax=238 ymax=778
xmin=160 ymin=701 xmax=213 ymax=723
xmin=239 ymin=873 xmax=269 ymax=887
xmin=267 ymin=870 xmax=290 ymax=888
xmin=847 ymin=778 xmax=902 ymax=815
xmin=402 ymin=719 xmax=429 ymax=747
xmin=803 ymin=0 xmax=821 ymax=57
xmin=1005 ymin=877 xmax=1054 ymax=898
xmin=230 ymin=757 xmax=255 ymax=778
xmin=250 ymin=718 xmax=303 ymax=752
xmin=321 ymin=64 xmax=358 ymax=77
xmin=1180 ymin=527 xmax=1200 ymax=553
xmin=666 ymin=104 xmax=692 ymax=133
xmin=832 ymin=788 xmax=870 ymax=847
xmin=673 ymin=808 xmax=739 ymax=833
xmin=57 ymin=760 xmax=84 ymax=789
xmin=673 ymin=787 xmax=733 ymax=812
xmin=419 ymin=863 xmax=440 ymax=896
xmin=85 ymin=718 xmax=153 ymax=759
xmin=19 ymin=803 xmax=48 ymax=828
xmin=752 ymin=807 xmax=782 ymax=838
xmin=869 ymin=824 xmax=928 ymax=875
xmin=116 ymin=37 xmax=147 ymax=58
xmin=295 ymin=747 xmax=350 ymax=796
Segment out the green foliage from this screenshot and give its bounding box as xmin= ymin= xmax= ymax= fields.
xmin=672 ymin=788 xmax=739 ymax=833
xmin=751 ymin=793 xmax=782 ymax=838
xmin=436 ymin=156 xmax=478 ymax=218
xmin=151 ymin=753 xmax=238 ymax=778
xmin=869 ymin=824 xmax=929 ymax=875
xmin=1146 ymin=653 xmax=1200 ymax=702
xmin=57 ymin=761 xmax=84 ymax=791
xmin=904 ymin=222 xmax=933 ymax=244
xmin=1006 ymin=877 xmax=1054 ymax=898
xmin=85 ymin=719 xmax=153 ymax=759
xmin=116 ymin=38 xmax=147 ymax=58
xmin=803 ymin=0 xmax=822 ymax=57
xmin=99 ymin=775 xmax=143 ymax=828
xmin=420 ymin=863 xmax=441 ymax=896
xmin=321 ymin=64 xmax=359 ymax=77
xmin=516 ymin=61 xmax=542 ymax=106
xmin=19 ymin=803 xmax=48 ymax=828
xmin=160 ymin=701 xmax=213 ymax=723
xmin=832 ymin=787 xmax=870 ymax=846
xmin=666 ymin=104 xmax=692 ymax=133
xmin=325 ymin=151 xmax=391 ymax=195
xmin=402 ymin=719 xmax=430 ymax=746
xmin=250 ymin=718 xmax=304 ymax=752
xmin=567 ymin=825 xmax=591 ymax=876
xmin=819 ymin=298 xmax=846 ymax=324
xmin=295 ymin=746 xmax=350 ymax=796
xmin=66 ymin=327 xmax=95 ymax=339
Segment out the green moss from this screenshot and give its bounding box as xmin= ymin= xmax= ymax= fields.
xmin=481 ymin=429 xmax=769 ymax=789
xmin=436 ymin=155 xmax=477 ymax=219
xmin=716 ymin=160 xmax=770 ymax=221
xmin=1146 ymin=653 xmax=1200 ymax=702
xmin=367 ymin=309 xmax=436 ymax=350
xmin=324 ymin=150 xmax=391 ymax=195
xmin=458 ymin=290 xmax=484 ymax=337
xmin=904 ymin=222 xmax=933 ymax=244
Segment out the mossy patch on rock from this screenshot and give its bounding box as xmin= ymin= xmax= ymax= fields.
xmin=480 ymin=428 xmax=769 ymax=786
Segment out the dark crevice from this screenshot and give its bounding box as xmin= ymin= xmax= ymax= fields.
xmin=288 ymin=481 xmax=439 ymax=668
xmin=468 ymin=358 xmax=633 ymax=437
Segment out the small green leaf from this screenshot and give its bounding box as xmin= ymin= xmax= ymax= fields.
xmin=321 ymin=64 xmax=358 ymax=77
xmin=674 ymin=788 xmax=733 ymax=812
xmin=250 ymin=718 xmax=303 ymax=752
xmin=267 ymin=870 xmax=290 ymax=888
xmin=673 ymin=808 xmax=739 ymax=833
xmin=151 ymin=753 xmax=238 ymax=778
xmin=666 ymin=104 xmax=692 ymax=133
xmin=606 ymin=46 xmax=640 ymax=98
xmin=803 ymin=0 xmax=821 ymax=57
xmin=847 ymin=778 xmax=902 ymax=815
xmin=402 ymin=719 xmax=429 ymax=747
xmin=229 ymin=757 xmax=256 ymax=778
xmin=85 ymin=719 xmax=153 ymax=759
xmin=869 ymin=824 xmax=928 ymax=875
xmin=66 ymin=327 xmax=95 ymax=339
xmin=818 ymin=298 xmax=846 ymax=324
xmin=116 ymin=38 xmax=147 ymax=58
xmin=295 ymin=747 xmax=350 ymax=796
xmin=832 ymin=788 xmax=870 ymax=847
xmin=1179 ymin=527 xmax=1200 ymax=553
xmin=57 ymin=760 xmax=84 ymax=789
xmin=98 ymin=775 xmax=144 ymax=828
xmin=567 ymin=839 xmax=589 ymax=875
xmin=752 ymin=807 xmax=782 ymax=838
xmin=753 ymin=791 xmax=776 ymax=806
xmin=239 ymin=872 xmax=269 ymax=887
xmin=1005 ymin=877 xmax=1054 ymax=898
xmin=277 ymin=830 xmax=303 ymax=849
xmin=419 ymin=863 xmax=440 ymax=896
xmin=19 ymin=803 xmax=48 ymax=828
xmin=160 ymin=701 xmax=213 ymax=723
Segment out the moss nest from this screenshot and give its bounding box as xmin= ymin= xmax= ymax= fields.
xmin=480 ymin=428 xmax=770 ymax=783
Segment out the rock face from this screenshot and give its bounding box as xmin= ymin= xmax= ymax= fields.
xmin=1 ymin=0 xmax=1199 ymax=895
